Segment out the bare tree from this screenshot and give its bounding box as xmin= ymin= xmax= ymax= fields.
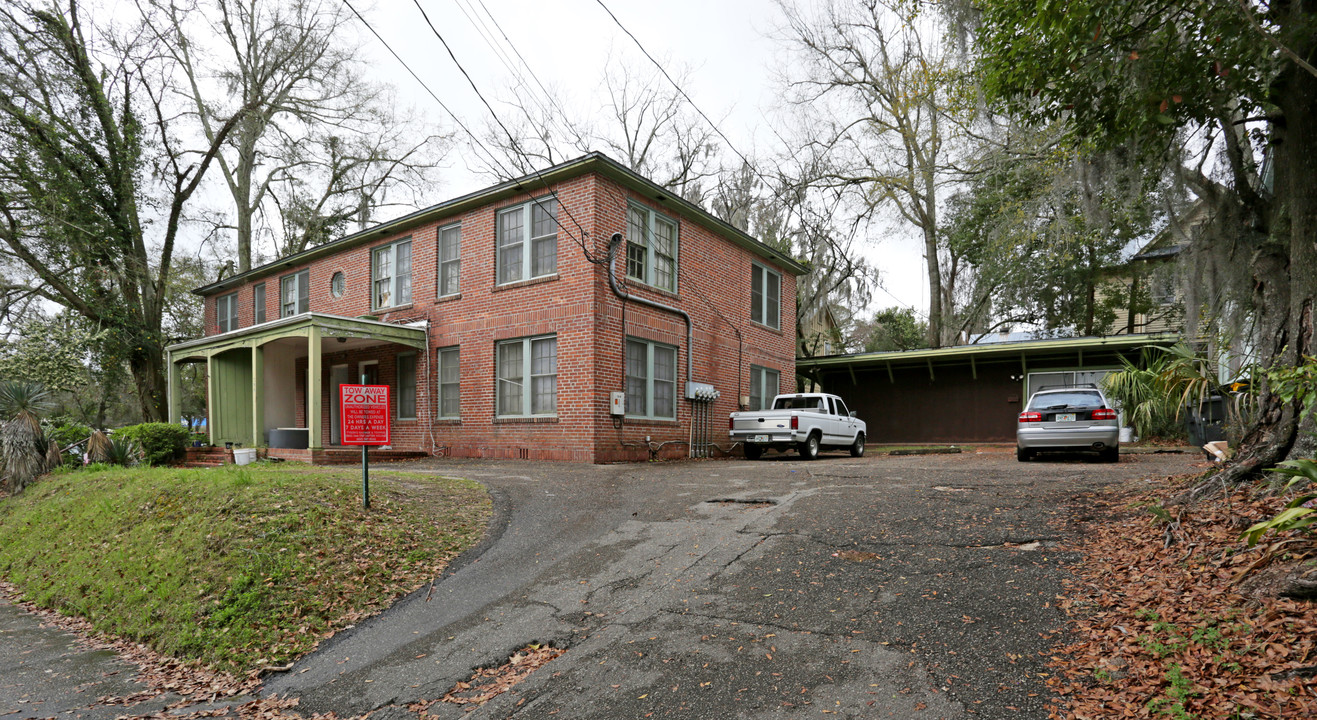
xmin=142 ymin=0 xmax=447 ymax=271
xmin=780 ymin=0 xmax=970 ymax=347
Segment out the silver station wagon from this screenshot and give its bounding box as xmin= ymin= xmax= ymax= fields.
xmin=1016 ymin=385 xmax=1120 ymax=462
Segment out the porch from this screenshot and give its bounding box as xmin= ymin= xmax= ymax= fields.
xmin=166 ymin=313 xmax=429 ymax=454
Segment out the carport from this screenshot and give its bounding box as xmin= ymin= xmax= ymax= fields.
xmin=797 ymin=333 xmax=1179 ymax=443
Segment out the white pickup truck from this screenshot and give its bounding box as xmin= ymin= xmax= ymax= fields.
xmin=729 ymin=392 xmax=867 ymax=460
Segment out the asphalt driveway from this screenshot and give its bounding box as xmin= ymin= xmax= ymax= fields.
xmin=261 ymin=449 xmax=1199 ymax=719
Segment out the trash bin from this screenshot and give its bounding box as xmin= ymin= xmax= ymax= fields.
xmin=233 ymin=448 xmax=258 ymax=466
xmin=1185 ymin=395 xmax=1226 ymax=447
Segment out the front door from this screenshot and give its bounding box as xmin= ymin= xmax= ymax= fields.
xmin=330 ymin=364 xmax=350 ymax=445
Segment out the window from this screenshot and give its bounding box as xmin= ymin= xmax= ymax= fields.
xmin=373 ymin=239 xmax=412 ymax=308
xmin=397 ymin=352 xmax=416 ymax=420
xmin=253 ymin=283 xmax=266 ymax=324
xmin=749 ymin=365 xmax=780 ymax=411
xmin=626 ymin=204 xmax=678 ymax=292
xmin=833 ymin=397 xmax=850 ymax=417
xmin=281 ymin=270 xmax=309 ymax=317
xmin=751 ymin=263 xmax=781 ymax=329
xmin=438 ymin=224 xmax=461 ymax=297
xmin=496 ymin=335 xmax=557 ymax=417
xmin=496 ymin=198 xmax=557 ymax=285
xmin=331 ymin=271 xmax=345 ymax=298
xmin=216 ymin=292 xmax=239 ymax=333
xmin=437 ymin=347 xmax=460 ymax=418
xmin=625 ymin=338 xmax=678 ymax=419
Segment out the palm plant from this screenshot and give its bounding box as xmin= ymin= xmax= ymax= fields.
xmin=102 ymin=436 xmax=141 ymax=467
xmin=1102 ymin=351 xmax=1182 ymax=439
xmin=0 ymin=380 xmax=56 ymax=494
xmin=85 ymin=430 xmax=112 ymax=464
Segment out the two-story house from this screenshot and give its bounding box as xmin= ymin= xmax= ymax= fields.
xmin=165 ymin=153 xmax=807 ymax=463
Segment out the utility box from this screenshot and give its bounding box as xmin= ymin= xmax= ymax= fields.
xmin=609 ymin=391 xmax=625 ymax=416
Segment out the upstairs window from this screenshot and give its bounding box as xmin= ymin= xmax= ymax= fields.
xmin=373 ymin=239 xmax=412 ymax=309
xmin=252 ymin=283 xmax=266 ymax=324
xmin=751 ymin=262 xmax=781 ymax=330
xmin=280 ymin=270 xmax=309 ymax=318
xmin=216 ymin=292 xmax=239 ymax=333
xmin=626 ymin=204 xmax=678 ymax=292
xmin=749 ymin=365 xmax=780 ymax=411
xmin=496 ymin=197 xmax=557 ymax=285
xmin=438 ymin=224 xmax=461 ymax=297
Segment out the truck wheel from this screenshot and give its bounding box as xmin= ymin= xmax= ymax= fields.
xmin=798 ymin=433 xmax=820 ymax=460
xmin=743 ymin=443 xmax=763 ymax=460
xmin=850 ymin=433 xmax=865 ymax=457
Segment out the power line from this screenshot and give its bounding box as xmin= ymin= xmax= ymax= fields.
xmin=408 ymin=0 xmax=595 ymax=253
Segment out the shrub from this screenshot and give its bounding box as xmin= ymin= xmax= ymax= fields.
xmin=114 ymin=423 xmax=189 ymax=466
xmin=46 ymin=419 xmax=93 ymax=449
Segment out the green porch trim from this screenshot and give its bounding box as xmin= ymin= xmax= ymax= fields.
xmin=167 ymin=312 xmax=426 ymax=361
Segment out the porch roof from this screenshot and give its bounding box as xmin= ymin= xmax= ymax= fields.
xmin=166 ymin=312 xmax=427 ymax=362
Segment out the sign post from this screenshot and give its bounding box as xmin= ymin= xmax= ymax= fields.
xmin=340 ymin=380 xmax=391 ymax=510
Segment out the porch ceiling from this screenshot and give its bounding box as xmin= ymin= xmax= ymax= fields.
xmin=166 ymin=312 xmax=427 ymax=362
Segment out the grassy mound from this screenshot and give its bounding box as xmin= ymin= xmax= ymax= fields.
xmin=0 ymin=463 xmax=490 ymax=673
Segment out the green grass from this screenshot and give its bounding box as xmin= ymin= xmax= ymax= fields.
xmin=0 ymin=463 xmax=490 ymax=673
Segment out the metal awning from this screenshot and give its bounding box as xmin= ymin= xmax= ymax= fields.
xmin=166 ymin=312 xmax=427 ymax=361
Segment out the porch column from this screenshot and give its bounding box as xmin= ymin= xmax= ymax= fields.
xmin=167 ymin=351 xmax=181 ymax=425
xmin=251 ymin=345 xmax=265 ymax=447
xmin=307 ymin=325 xmax=322 ymax=450
xmin=206 ymin=353 xmax=217 ymax=444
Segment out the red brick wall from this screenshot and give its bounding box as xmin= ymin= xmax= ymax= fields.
xmin=201 ymin=170 xmax=797 ymax=462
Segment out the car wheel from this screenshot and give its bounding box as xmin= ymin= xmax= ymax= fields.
xmin=1101 ymin=447 xmax=1119 ymax=463
xmin=1016 ymin=446 xmax=1032 ymax=462
xmin=850 ymin=433 xmax=865 ymax=457
xmin=743 ymin=443 xmax=763 ymax=460
xmin=798 ymin=433 xmax=820 ymax=460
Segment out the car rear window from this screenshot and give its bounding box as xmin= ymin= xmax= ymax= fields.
xmin=1028 ymin=391 xmax=1104 ymax=410
xmin=773 ymin=396 xmax=827 ymax=412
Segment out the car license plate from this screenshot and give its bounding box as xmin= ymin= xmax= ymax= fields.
xmin=750 ymin=435 xmax=770 ymax=443
xmin=1057 ymin=413 xmax=1076 ymax=422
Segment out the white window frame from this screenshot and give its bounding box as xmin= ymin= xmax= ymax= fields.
xmin=437 ymin=346 xmax=460 ymax=419
xmin=625 ymin=338 xmax=678 ymax=420
xmin=280 ymin=270 xmax=309 ymax=318
xmin=749 ymin=364 xmax=780 ymax=411
xmin=751 ymin=262 xmax=782 ymax=330
xmin=496 ymin=197 xmax=558 ymax=285
xmin=216 ymin=292 xmax=239 ymax=333
xmin=626 ymin=203 xmax=678 ymax=292
xmin=438 ymin=223 xmax=461 ymax=297
xmin=496 ymin=335 xmax=557 ymax=418
xmin=372 ymin=238 xmax=413 ymax=309
xmin=253 ymin=283 xmax=266 ymax=324
xmin=357 ymin=359 xmax=379 ymax=385
xmin=396 ymin=352 xmax=417 ymax=420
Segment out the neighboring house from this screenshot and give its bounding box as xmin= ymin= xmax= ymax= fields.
xmin=1106 ymin=202 xmax=1214 ymax=335
xmin=798 ymin=303 xmax=843 ymax=358
xmin=166 ymin=153 xmax=806 ymax=463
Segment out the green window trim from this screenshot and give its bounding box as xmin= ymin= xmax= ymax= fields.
xmin=372 ymin=238 xmax=413 ymax=309
xmin=750 ymin=262 xmax=782 ymax=330
xmin=496 ymin=197 xmax=558 ymax=285
xmin=749 ymin=364 xmax=780 ymax=411
xmin=280 ymin=270 xmax=310 ymax=318
xmin=626 ymin=203 xmax=678 ymax=292
xmin=252 ymin=282 xmax=266 ymax=324
xmin=438 ymin=223 xmax=461 ymax=297
xmin=625 ymin=338 xmax=678 ymax=419
xmin=437 ymin=346 xmax=460 ymax=418
xmin=397 ymin=352 xmax=417 ymax=420
xmin=496 ymin=335 xmax=557 ymax=417
xmin=216 ymin=292 xmax=239 ymax=333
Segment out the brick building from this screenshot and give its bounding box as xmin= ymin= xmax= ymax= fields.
xmin=166 ymin=153 xmax=806 ymax=463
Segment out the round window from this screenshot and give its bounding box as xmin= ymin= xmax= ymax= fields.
xmin=331 ymin=271 xmax=345 ymax=298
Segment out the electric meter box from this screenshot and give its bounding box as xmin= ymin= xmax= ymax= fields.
xmin=609 ymin=391 xmax=625 ymax=416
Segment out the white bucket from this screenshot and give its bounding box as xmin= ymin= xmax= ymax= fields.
xmin=232 ymin=448 xmax=257 ymax=466
xmin=1119 ymin=427 xmax=1134 ymax=444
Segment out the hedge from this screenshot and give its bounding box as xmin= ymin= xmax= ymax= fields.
xmin=114 ymin=423 xmax=190 ymax=466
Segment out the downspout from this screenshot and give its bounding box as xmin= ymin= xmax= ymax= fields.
xmin=607 ymin=233 xmax=693 ymax=386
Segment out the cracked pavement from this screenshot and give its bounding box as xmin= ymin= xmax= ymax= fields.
xmin=260 ymin=449 xmax=1199 ymax=719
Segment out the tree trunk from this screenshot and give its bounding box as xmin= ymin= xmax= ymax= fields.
xmin=128 ymin=343 xmax=168 ymax=423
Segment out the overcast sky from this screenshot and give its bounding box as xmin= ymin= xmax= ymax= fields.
xmin=351 ymin=0 xmax=928 ymax=318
